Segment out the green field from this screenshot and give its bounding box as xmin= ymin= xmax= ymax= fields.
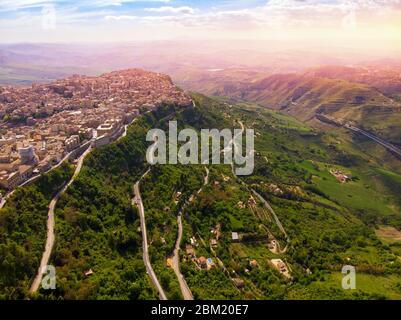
xmin=1 ymin=94 xmax=401 ymax=300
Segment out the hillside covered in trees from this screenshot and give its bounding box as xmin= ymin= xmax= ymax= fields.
xmin=1 ymin=94 xmax=401 ymax=300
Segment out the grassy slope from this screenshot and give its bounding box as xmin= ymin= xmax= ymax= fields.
xmin=3 ymin=93 xmax=400 ymax=300
xmin=135 ymin=94 xmax=401 ymax=299
xmin=141 ymin=164 xmax=204 ymax=300
xmin=198 ymin=74 xmax=401 ymax=144
xmin=178 ymin=96 xmax=401 ymax=299
xmin=233 ymin=101 xmax=401 ymax=299
xmin=137 ymin=94 xmax=401 ymax=300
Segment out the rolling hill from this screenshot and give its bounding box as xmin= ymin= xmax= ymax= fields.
xmin=179 ymin=70 xmax=401 ymax=145
xmin=1 ymin=89 xmax=401 ymax=299
xmin=304 ymin=65 xmax=401 ymax=98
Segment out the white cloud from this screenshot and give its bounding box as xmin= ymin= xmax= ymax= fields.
xmin=105 ymin=14 xmax=137 ymax=20
xmin=83 ymin=0 xmax=171 ymax=7
xmin=145 ymin=6 xmax=195 ymax=14
xmin=0 ymin=0 xmax=52 ymax=11
xmin=103 ymin=0 xmax=400 ymax=30
xmin=0 ymin=0 xmax=172 ymax=11
xmin=1 ymin=0 xmax=401 ymax=42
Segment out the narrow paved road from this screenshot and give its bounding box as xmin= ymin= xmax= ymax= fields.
xmin=133 ymin=170 xmax=167 ymax=300
xmin=29 ymin=146 xmax=92 ymax=293
xmin=171 ymin=214 xmax=194 ymax=300
xmin=118 ymin=118 xmax=137 ymax=141
xmin=171 ymin=167 xmax=209 ymax=300
xmin=0 ymin=142 xmax=92 ymax=210
xmin=251 ymin=189 xmax=289 ymax=253
xmin=198 ymin=167 xmax=209 ymax=194
xmin=222 ymin=120 xmax=245 ymax=156
xmin=0 ymin=174 xmax=41 ymax=209
xmin=230 ymin=120 xmax=290 ymax=251
xmin=251 ymin=189 xmax=288 ymax=239
xmin=0 ymin=190 xmax=14 ymax=209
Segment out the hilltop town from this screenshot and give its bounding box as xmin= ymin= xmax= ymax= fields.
xmin=0 ymin=69 xmax=192 ymax=191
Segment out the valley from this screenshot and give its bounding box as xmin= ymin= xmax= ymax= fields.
xmin=0 ymin=72 xmax=401 ymax=301
xmin=176 ymin=67 xmax=401 ymax=147
xmin=2 ymin=0 xmax=401 ymax=314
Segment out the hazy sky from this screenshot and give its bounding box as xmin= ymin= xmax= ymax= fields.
xmin=1 ymin=0 xmax=401 ymax=53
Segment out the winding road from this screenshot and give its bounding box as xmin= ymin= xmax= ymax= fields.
xmin=171 ymin=214 xmax=194 ymax=300
xmin=0 ymin=190 xmax=14 ymax=210
xmin=230 ymin=120 xmax=290 ymax=251
xmin=0 ymin=141 xmax=92 ymax=210
xmin=133 ymin=170 xmax=167 ymax=300
xmin=251 ymin=189 xmax=289 ymax=252
xmin=198 ymin=167 xmax=209 ymax=194
xmin=170 ymin=166 xmax=209 ymax=300
xmin=29 ymin=146 xmax=92 ymax=293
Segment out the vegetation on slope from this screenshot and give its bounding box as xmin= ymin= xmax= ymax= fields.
xmin=0 ymin=163 xmax=73 ymax=299
xmin=141 ymin=165 xmax=204 ymax=299
xmin=41 ymin=103 xmax=194 ymax=300
xmin=160 ymin=95 xmax=401 ymax=299
xmin=187 ymin=72 xmax=401 ymax=144
xmin=2 ymin=92 xmax=401 ymax=300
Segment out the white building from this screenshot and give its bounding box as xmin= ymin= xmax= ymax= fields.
xmin=65 ymin=135 xmax=80 ymax=152
xmin=18 ymin=145 xmax=38 ymax=165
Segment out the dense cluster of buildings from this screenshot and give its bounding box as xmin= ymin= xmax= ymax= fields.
xmin=0 ymin=69 xmax=192 ymax=191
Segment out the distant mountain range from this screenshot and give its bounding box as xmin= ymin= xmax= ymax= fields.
xmin=304 ymin=65 xmax=401 ymax=97
xmin=1 ymin=43 xmax=401 ymax=144
xmin=177 ymin=66 xmax=401 ymax=145
xmin=2 ymin=42 xmax=399 ymax=85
